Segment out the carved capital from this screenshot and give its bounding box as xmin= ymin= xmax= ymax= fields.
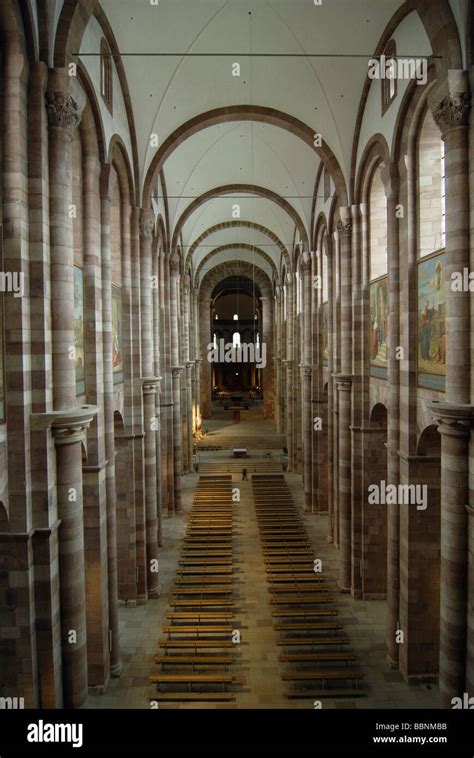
xmin=427 ymin=400 xmax=474 ymax=437
xmin=45 ymin=92 xmax=81 ymax=132
xmin=31 ymin=405 xmax=98 ymax=446
xmin=300 ymin=253 xmax=312 ymax=273
xmin=432 ymin=91 xmax=471 ymax=135
xmin=337 ymin=219 xmax=353 ymax=238
xmin=170 ymin=257 xmax=180 ymax=275
xmin=139 ymin=211 xmax=154 ymax=239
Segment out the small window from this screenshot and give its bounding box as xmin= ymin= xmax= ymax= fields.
xmin=100 ymin=38 xmax=113 ymax=114
xmin=381 ymin=39 xmax=397 ymax=115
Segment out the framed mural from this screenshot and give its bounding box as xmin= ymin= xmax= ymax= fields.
xmin=0 ymin=225 xmax=5 ymax=422
xmin=74 ymin=266 xmax=85 ymax=395
xmin=370 ymin=276 xmax=388 ymax=379
xmin=112 ymin=285 xmax=123 ymax=384
xmin=321 ymin=302 xmax=329 ymax=365
xmin=417 ymin=252 xmax=445 ymax=391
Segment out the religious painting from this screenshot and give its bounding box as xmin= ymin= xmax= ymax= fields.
xmin=370 ymin=276 xmax=388 ymax=379
xmin=417 ymin=252 xmax=445 ymax=391
xmin=112 ymin=285 xmax=123 ymax=384
xmin=321 ymin=302 xmax=329 ymax=365
xmin=74 ymin=266 xmax=85 ymax=395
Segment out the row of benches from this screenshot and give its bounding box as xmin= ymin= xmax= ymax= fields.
xmin=252 ymin=474 xmax=366 ymax=700
xmin=150 ymin=475 xmax=243 ymax=703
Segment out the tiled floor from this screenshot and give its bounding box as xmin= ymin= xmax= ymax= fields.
xmin=83 ymin=412 xmax=440 ymax=710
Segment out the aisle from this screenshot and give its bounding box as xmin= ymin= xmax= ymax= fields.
xmin=234 ymin=477 xmax=287 ymax=708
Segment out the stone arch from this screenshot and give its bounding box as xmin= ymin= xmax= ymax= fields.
xmin=416 ymin=423 xmax=441 ymax=456
xmin=370 ymin=401 xmax=388 ymax=425
xmin=355 ymin=134 xmax=391 ymax=206
xmin=143 ymin=105 xmax=347 ymax=209
xmin=108 ymin=134 xmax=135 ymax=204
xmin=195 ymin=245 xmax=277 ymax=287
xmin=76 ymin=60 xmax=106 ymax=163
xmin=350 ymin=0 xmax=463 ymax=199
xmin=172 ymin=184 xmax=309 ymax=253
xmin=199 ymin=260 xmax=273 ymax=301
xmin=198 ymin=260 xmax=273 ymax=418
xmin=0 ymin=0 xmax=32 ymax=55
xmin=185 ymin=220 xmax=289 ymax=270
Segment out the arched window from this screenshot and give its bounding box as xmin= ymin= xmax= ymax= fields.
xmin=233 ymin=332 xmax=241 ymax=348
xmin=369 ymin=164 xmax=388 ymax=280
xmin=381 ymin=39 xmax=397 ymax=115
xmin=100 ymin=38 xmax=113 ymax=113
xmin=418 ymin=109 xmax=446 ymax=257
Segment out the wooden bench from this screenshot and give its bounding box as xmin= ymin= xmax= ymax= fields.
xmin=151 ymin=693 xmax=235 ymax=702
xmin=273 ymin=609 xmax=338 ymax=619
xmin=169 ymin=599 xmax=237 ymax=610
xmin=158 ymin=640 xmax=235 ymax=649
xmin=284 ymin=688 xmax=366 ymax=699
xmin=270 ymin=595 xmax=335 ymax=605
xmin=277 ymin=637 xmax=350 ymax=647
xmin=179 ymin=559 xmax=234 ymax=566
xmin=150 ymin=673 xmax=239 ymax=688
xmin=282 ymin=671 xmax=363 ymax=683
xmin=162 ymin=625 xmax=234 ymax=636
xmin=266 ymin=575 xmax=326 ymax=583
xmin=154 ymin=655 xmax=234 ymax=667
xmin=269 ymin=586 xmax=331 ymax=594
xmin=171 ymin=587 xmax=235 ymax=596
xmin=275 ymin=622 xmax=343 ymax=632
xmin=173 ymin=577 xmax=233 ymax=585
xmin=166 ymin=612 xmax=235 ymax=622
xmin=279 ymin=652 xmax=356 ymax=663
xmin=176 ymin=568 xmax=234 ymax=576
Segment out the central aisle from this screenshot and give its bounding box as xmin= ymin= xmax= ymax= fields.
xmin=234 ymin=477 xmax=288 ymax=708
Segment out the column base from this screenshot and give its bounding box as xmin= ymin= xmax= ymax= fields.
xmin=110 ymin=659 xmax=123 ymax=678
xmin=337 ymin=582 xmax=351 ymax=594
xmin=386 ymin=653 xmax=399 ymax=670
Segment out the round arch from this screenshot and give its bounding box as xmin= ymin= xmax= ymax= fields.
xmin=185 ymin=220 xmax=290 ymax=270
xmin=143 ymin=105 xmax=347 ymax=209
xmin=195 ymin=244 xmax=277 ymax=287
xmin=172 ymin=184 xmax=309 ymax=253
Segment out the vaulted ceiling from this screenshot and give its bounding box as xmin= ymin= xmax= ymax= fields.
xmin=95 ymin=0 xmax=410 ymax=283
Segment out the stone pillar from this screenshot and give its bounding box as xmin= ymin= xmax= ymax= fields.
xmin=142 ymin=377 xmax=160 ymax=595
xmin=100 ymin=165 xmax=121 ymax=676
xmin=170 ymin=256 xmax=183 ymax=512
xmin=51 ymin=408 xmax=98 ymax=708
xmin=182 ymin=276 xmax=193 ymax=471
xmin=139 ymin=210 xmax=159 ymax=596
xmin=45 ymin=76 xmax=93 ymax=707
xmin=152 ymin=250 xmax=163 ymax=546
xmin=428 ymin=75 xmax=472 ymax=706
xmin=261 ymin=295 xmax=274 ymax=419
xmin=429 ymin=406 xmax=473 ymax=704
xmin=285 ymin=273 xmax=294 ymax=469
xmin=349 ymin=203 xmax=364 ymax=599
xmin=199 ymin=297 xmax=212 ymax=420
xmin=382 ymin=162 xmax=401 ymax=666
xmin=466 ymin=503 xmax=474 ymax=697
xmin=325 ymin=235 xmax=335 ymax=542
xmin=130 ymin=208 xmax=146 ymax=601
xmin=158 ymin=249 xmax=172 ymax=515
xmin=46 ymin=82 xmax=81 ymax=411
xmin=300 ymin=252 xmax=312 ymax=511
xmin=335 ymin=208 xmax=353 ymax=592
